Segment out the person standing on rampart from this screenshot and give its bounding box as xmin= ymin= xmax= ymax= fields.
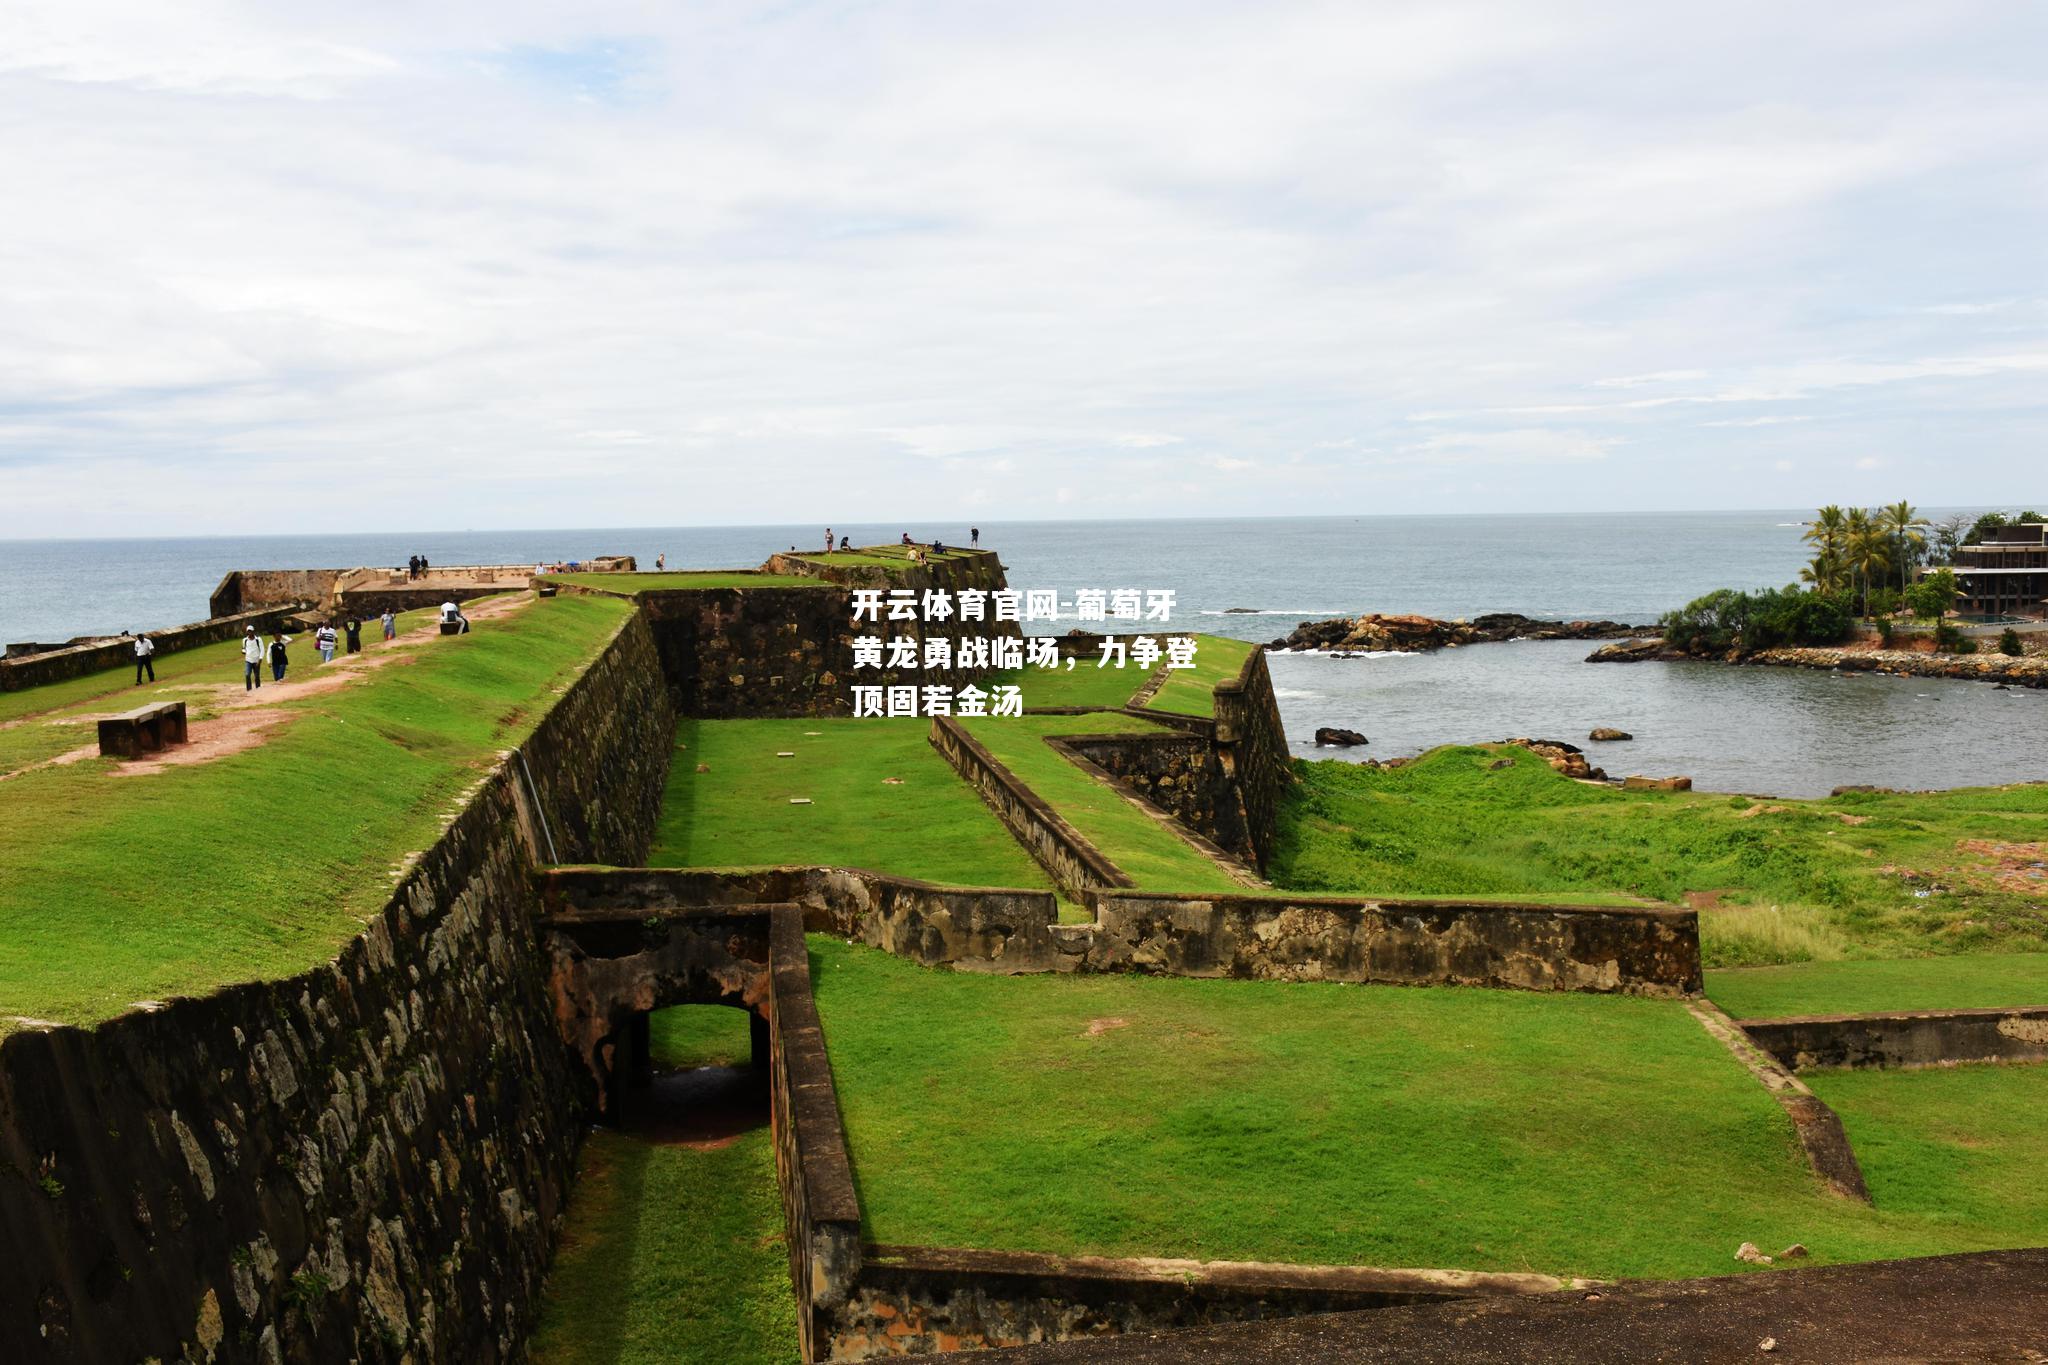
xmin=132 ymin=632 xmax=155 ymax=685
xmin=971 ymin=527 xmax=979 ymax=547
xmin=825 ymin=527 xmax=834 ymax=554
xmin=241 ymin=626 xmax=265 ymax=690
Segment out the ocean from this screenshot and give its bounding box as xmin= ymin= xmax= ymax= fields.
xmin=3 ymin=510 xmax=2040 ymax=797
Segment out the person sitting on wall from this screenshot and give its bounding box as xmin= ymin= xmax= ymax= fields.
xmin=132 ymin=631 xmax=155 ymax=685
xmin=440 ymin=599 xmax=471 ymax=634
xmin=901 ymin=531 xmax=913 ymax=545
xmin=932 ymin=539 xmax=946 ymax=555
xmin=839 ymin=534 xmax=850 ymax=550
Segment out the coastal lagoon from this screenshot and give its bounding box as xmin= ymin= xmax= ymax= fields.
xmin=4 ymin=510 xmax=2038 ymax=798
xmin=1270 ymin=639 xmax=2048 ymax=798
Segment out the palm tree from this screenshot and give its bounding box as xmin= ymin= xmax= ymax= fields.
xmin=1846 ymin=509 xmax=1892 ymax=615
xmin=1799 ymin=505 xmax=1849 ymax=598
xmin=1880 ymin=500 xmax=1927 ymax=591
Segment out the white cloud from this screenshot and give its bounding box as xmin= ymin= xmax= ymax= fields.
xmin=0 ymin=0 xmax=2043 ymax=532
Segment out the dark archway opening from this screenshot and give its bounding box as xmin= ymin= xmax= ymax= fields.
xmin=608 ymin=1002 xmax=771 ymax=1143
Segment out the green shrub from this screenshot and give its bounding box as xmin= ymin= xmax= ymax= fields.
xmin=1934 ymin=621 xmax=1964 ymax=652
xmin=1660 ymin=586 xmax=1854 ymax=654
xmin=2000 ymin=628 xmax=2023 ymax=657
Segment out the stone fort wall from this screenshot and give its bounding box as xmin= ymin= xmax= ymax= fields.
xmin=0 ymin=609 xmax=673 ymax=1364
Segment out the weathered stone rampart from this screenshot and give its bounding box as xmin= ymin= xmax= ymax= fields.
xmin=0 ymin=605 xmax=303 ymax=692
xmin=0 ymin=604 xmax=672 ymax=1364
xmin=1738 ymin=1005 xmax=2048 ymax=1071
xmin=929 ymin=717 xmax=1134 ymax=901
xmin=541 ymin=868 xmax=1702 ymax=998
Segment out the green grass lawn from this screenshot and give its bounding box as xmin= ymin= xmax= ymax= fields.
xmin=0 ymin=593 xmax=634 ymax=1027
xmin=649 ymin=1002 xmax=753 ymax=1070
xmin=1806 ymin=1064 xmax=2048 ymax=1244
xmin=0 ymin=607 xmax=463 ymax=777
xmin=1143 ymin=634 xmax=1255 ymax=718
xmin=544 ymin=572 xmax=821 ymax=592
xmin=961 ymin=714 xmax=1245 ymax=892
xmin=811 ymin=937 xmax=2048 ymax=1280
xmin=995 ymin=656 xmax=1155 ymax=710
xmin=1270 ymin=746 xmax=2048 ymax=968
xmin=1708 ymin=955 xmax=2048 ymax=1019
xmin=529 ymin=1126 xmax=797 ymax=1365
xmin=786 ymin=545 xmax=983 ymax=570
xmin=652 ymin=718 xmax=1054 ymax=890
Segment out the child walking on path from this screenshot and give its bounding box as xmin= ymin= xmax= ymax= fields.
xmin=242 ymin=627 xmax=265 ymax=690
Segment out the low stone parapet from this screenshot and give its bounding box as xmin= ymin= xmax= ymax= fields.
xmin=1738 ymin=1005 xmax=2048 ymax=1071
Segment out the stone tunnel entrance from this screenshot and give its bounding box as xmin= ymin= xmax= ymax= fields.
xmin=609 ymin=1002 xmax=772 ymax=1131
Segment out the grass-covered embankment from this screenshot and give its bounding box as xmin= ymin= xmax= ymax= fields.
xmin=652 ymin=718 xmax=1054 ymax=890
xmin=1270 ymin=746 xmax=2048 ymax=988
xmin=962 ymin=713 xmax=1245 ymax=892
xmin=0 ymin=593 xmax=634 ymax=1027
xmin=1143 ymin=634 xmax=1254 ymax=717
xmin=1707 ymin=955 xmax=2048 ymax=1018
xmin=811 ymin=936 xmax=2048 ymax=1279
xmin=1804 ymin=1063 xmax=2048 ymax=1239
xmin=544 ymin=571 xmax=820 ymax=592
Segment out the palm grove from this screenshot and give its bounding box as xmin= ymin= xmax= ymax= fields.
xmin=1662 ymin=503 xmax=2038 ymax=656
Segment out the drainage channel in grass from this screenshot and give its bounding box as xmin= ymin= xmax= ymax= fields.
xmin=530 ymin=1005 xmax=799 ymax=1365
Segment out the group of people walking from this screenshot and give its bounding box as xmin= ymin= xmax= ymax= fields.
xmin=235 ymin=610 xmax=397 ymax=690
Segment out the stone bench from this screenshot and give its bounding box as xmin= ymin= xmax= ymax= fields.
xmin=438 ymin=620 xmax=470 ymax=636
xmin=97 ymin=700 xmax=188 ymax=759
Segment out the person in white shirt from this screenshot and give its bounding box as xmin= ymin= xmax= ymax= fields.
xmin=380 ymin=609 xmax=396 ymax=641
xmin=315 ymin=622 xmax=338 ymax=663
xmin=132 ymin=632 xmax=156 ymax=685
xmin=440 ymin=600 xmax=470 ymax=634
xmin=241 ymin=627 xmax=265 ymax=690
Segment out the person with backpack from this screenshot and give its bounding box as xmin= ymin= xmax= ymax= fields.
xmin=241 ymin=626 xmax=265 ymax=690
xmin=315 ymin=621 xmax=338 ymax=663
xmin=132 ymin=632 xmax=155 ymax=685
xmin=269 ymin=630 xmax=292 ymax=682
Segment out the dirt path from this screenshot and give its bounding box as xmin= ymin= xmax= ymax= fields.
xmin=13 ymin=593 xmax=536 ymax=780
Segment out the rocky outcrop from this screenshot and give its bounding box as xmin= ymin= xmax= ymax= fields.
xmin=1272 ymin=613 xmax=1650 ymax=654
xmin=1314 ymin=727 xmax=1369 ymax=747
xmin=1500 ymin=738 xmax=1606 ymax=782
xmin=1588 ymin=638 xmax=2048 ymax=689
xmin=1588 ymin=727 xmax=1632 ymax=742
xmin=1624 ymin=775 xmax=1693 ymax=792
xmin=1585 ymin=637 xmax=1674 ymax=662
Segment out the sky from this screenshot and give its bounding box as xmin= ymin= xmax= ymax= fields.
xmin=1 ymin=0 xmax=2044 ymax=536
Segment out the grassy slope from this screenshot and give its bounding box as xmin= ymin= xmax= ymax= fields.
xmin=528 ymin=1127 xmax=797 ymax=1365
xmin=543 ymin=572 xmax=820 ymax=591
xmin=0 ymin=594 xmax=633 ymax=1026
xmin=1807 ymin=1064 xmax=2048 ymax=1243
xmin=1271 ymin=746 xmax=2048 ymax=978
xmin=652 ymin=718 xmax=1053 ymax=890
xmin=962 ymin=714 xmax=1244 ymax=892
xmin=1143 ymin=634 xmax=1255 ymax=718
xmin=812 ymin=937 xmax=2048 ymax=1279
xmin=998 ymin=658 xmax=1153 ymax=710
xmin=1709 ymin=956 xmax=2048 ymax=1018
